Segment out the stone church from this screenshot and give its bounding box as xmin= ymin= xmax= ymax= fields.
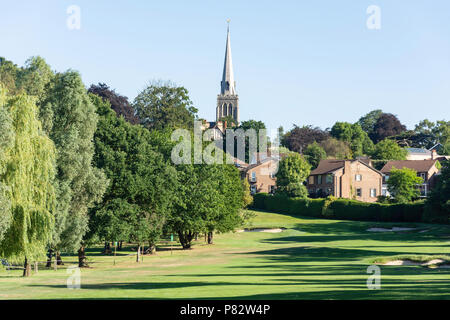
xmin=203 ymin=24 xmax=239 ymax=133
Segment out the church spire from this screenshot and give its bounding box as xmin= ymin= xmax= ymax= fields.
xmin=216 ymin=20 xmax=239 ymax=124
xmin=221 ymin=20 xmax=236 ymax=95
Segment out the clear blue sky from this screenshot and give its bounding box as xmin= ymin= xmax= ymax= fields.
xmin=1 ymin=0 xmax=449 ymax=132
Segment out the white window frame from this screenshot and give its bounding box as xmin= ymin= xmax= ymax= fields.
xmin=355 ymin=174 xmax=362 ymax=182
xmin=250 ymin=172 xmax=256 ymax=182
xmin=370 ymin=188 xmax=377 ymax=198
xmin=250 ymin=185 xmax=257 ymax=194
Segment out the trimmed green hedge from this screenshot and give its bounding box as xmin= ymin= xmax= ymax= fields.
xmin=252 ymin=193 xmax=429 ymax=223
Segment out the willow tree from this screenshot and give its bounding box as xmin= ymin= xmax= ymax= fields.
xmin=40 ymin=71 xmax=107 ymax=264
xmin=0 ymin=89 xmax=14 ymax=242
xmin=0 ymin=87 xmax=56 ymax=276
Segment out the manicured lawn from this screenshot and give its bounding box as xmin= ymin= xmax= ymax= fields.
xmin=1 ymin=210 xmax=449 ymax=299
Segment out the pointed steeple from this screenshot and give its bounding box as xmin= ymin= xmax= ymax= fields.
xmin=221 ymin=21 xmax=236 ymax=95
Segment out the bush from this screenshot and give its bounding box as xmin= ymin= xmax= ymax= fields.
xmin=251 ymin=193 xmax=433 ymax=223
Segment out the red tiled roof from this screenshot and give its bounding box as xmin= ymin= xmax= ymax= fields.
xmin=380 ymin=160 xmax=437 ymax=173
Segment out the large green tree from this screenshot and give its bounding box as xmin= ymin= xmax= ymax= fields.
xmin=371 ymin=139 xmax=408 ymax=160
xmin=387 ymin=167 xmax=423 ymax=203
xmin=304 ymin=142 xmax=327 ymax=169
xmin=358 ymin=109 xmax=383 ymax=137
xmin=40 ymin=71 xmax=108 ymax=262
xmin=330 ymin=122 xmax=374 ymax=157
xmin=424 ymin=161 xmax=450 ymax=223
xmin=133 ymin=81 xmax=198 ymax=130
xmin=275 ymin=153 xmax=311 ymax=198
xmin=0 ymin=88 xmax=57 ymax=276
xmin=89 ymin=94 xmax=177 ymax=261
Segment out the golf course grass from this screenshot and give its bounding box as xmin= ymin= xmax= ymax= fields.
xmin=1 ymin=209 xmax=449 ymax=299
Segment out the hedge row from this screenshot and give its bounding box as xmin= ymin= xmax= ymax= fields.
xmin=252 ymin=193 xmax=427 ymax=223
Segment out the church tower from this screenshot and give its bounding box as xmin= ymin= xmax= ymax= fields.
xmin=216 ymin=22 xmax=239 ymax=124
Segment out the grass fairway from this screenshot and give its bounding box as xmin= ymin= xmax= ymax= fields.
xmin=1 ymin=210 xmax=449 ymax=299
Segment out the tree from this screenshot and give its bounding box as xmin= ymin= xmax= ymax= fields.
xmin=319 ymin=137 xmax=352 ymax=160
xmin=304 ymin=142 xmax=326 ymax=169
xmin=330 ymin=122 xmax=374 ymax=157
xmin=275 ymin=153 xmax=311 ymax=198
xmin=414 ymin=119 xmax=450 ymax=149
xmin=0 ymin=88 xmax=57 ymax=276
xmin=133 ymin=81 xmax=198 ymax=130
xmin=0 ymin=57 xmax=20 ymax=94
xmin=358 ymin=109 xmax=383 ymax=136
xmin=89 ymin=94 xmax=176 ymax=261
xmin=16 ymin=56 xmax=54 ymax=102
xmin=370 ymin=113 xmax=407 ymax=143
xmin=371 ymin=139 xmax=407 ymax=160
xmin=242 ymin=178 xmax=253 ymax=208
xmin=282 ymin=125 xmax=329 ymax=154
xmin=424 ymin=161 xmax=450 ymax=223
xmin=0 ymin=89 xmax=14 ymax=243
xmin=387 ymin=167 xmax=423 ymax=203
xmin=236 ymin=119 xmax=267 ymax=163
xmin=88 ymin=83 xmax=139 ymax=124
xmin=218 ymin=115 xmax=238 ymax=128
xmin=40 ymin=71 xmax=108 ymax=264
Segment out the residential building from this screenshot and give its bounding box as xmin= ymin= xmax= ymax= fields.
xmin=307 ymin=159 xmax=383 ymax=203
xmin=380 ymin=159 xmax=440 ymax=197
xmin=243 ymin=158 xmax=278 ymax=195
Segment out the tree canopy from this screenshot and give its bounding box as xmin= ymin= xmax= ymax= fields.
xmin=387 ymin=167 xmax=423 ymax=203
xmin=275 ymin=153 xmax=311 ymax=198
xmin=0 ymin=87 xmax=57 ymax=266
xmin=133 ymin=81 xmax=198 ymax=130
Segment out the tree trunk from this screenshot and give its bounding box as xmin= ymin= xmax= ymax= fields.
xmin=78 ymin=244 xmax=89 ymax=268
xmin=207 ymin=231 xmax=213 ymax=245
xmin=194 ymin=233 xmax=198 ymax=241
xmin=56 ymin=251 xmax=64 ymax=265
xmin=136 ymin=244 xmax=141 ymax=262
xmin=146 ymin=241 xmax=156 ymax=255
xmin=23 ymin=257 xmax=31 ymax=277
xmin=46 ymin=249 xmax=53 ymax=268
xmin=118 ymin=241 xmax=123 ymax=251
xmin=178 ymin=231 xmax=193 ymax=249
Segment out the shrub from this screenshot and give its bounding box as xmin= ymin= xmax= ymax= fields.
xmin=251 ymin=193 xmax=431 ymax=223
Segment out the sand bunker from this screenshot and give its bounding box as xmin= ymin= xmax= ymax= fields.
xmin=237 ymin=228 xmax=285 ymax=233
xmin=367 ymin=227 xmax=417 ymax=232
xmin=383 ymin=259 xmax=444 ymax=266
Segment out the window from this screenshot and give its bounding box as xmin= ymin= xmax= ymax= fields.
xmin=270 ymin=185 xmax=275 ymax=194
xmin=384 ymin=175 xmax=389 ymax=182
xmin=356 ymin=188 xmax=362 ymax=197
xmin=355 ymin=174 xmax=362 ymax=181
xmin=269 ymin=172 xmax=276 ymax=179
xmin=318 ymin=175 xmax=322 ymax=184
xmin=326 ymin=174 xmax=333 ymax=184
xmin=250 ymin=172 xmax=256 ymax=182
xmin=250 ymin=185 xmax=257 ymax=194
xmin=419 ymin=173 xmax=426 ymax=181
xmin=370 ymin=188 xmax=377 ymax=198
xmin=309 ymin=176 xmax=314 ymax=185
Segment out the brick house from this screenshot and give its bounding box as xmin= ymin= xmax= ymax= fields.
xmin=243 ymin=158 xmax=278 ymax=195
xmin=380 ymin=159 xmax=440 ymax=197
xmin=307 ymin=159 xmax=383 ymax=203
